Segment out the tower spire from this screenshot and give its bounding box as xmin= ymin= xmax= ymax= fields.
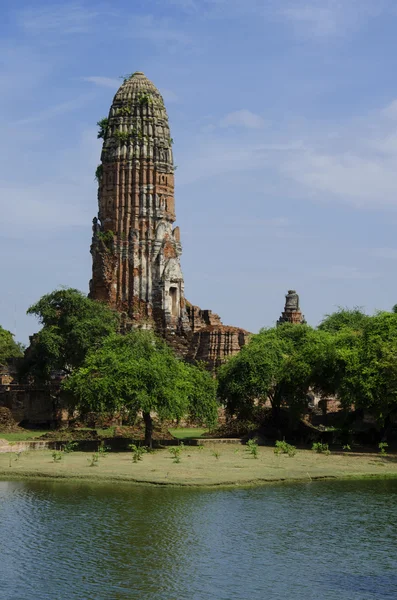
xmin=89 ymin=72 xmax=190 ymax=334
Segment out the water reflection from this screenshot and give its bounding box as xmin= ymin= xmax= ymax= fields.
xmin=0 ymin=480 xmax=396 ymax=600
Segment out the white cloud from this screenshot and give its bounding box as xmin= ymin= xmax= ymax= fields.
xmin=220 ymin=109 xmax=265 ymax=129
xmin=312 ymin=265 xmax=380 ymax=280
xmin=276 ymin=0 xmax=391 ymax=39
xmin=17 ymin=3 xmax=104 ymax=35
xmin=82 ymin=76 xmax=120 ymax=89
xmin=13 ymin=94 xmax=93 ymax=125
xmin=0 ymin=128 xmax=99 ymax=234
xmin=179 ymin=98 xmax=397 ymax=210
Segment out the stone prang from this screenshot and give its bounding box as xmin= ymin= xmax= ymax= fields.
xmin=89 ymin=71 xmax=249 ymax=367
xmin=89 ymin=72 xmax=189 ymax=333
xmin=277 ymin=290 xmax=306 ymax=325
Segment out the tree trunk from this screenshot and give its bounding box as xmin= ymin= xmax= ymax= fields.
xmin=143 ymin=411 xmax=153 ymax=448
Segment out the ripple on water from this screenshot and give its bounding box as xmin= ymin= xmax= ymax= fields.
xmin=0 ymin=479 xmax=396 ymax=600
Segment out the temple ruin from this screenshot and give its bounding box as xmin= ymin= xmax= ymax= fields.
xmin=89 ymin=72 xmax=249 ymax=368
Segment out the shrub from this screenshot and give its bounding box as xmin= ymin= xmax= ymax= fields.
xmin=246 ymin=438 xmax=259 ymax=459
xmin=129 ymin=444 xmax=147 ymax=463
xmin=274 ymin=440 xmax=296 ymax=457
xmin=379 ymin=442 xmax=388 ymax=456
xmin=95 ymin=164 xmax=103 ymax=182
xmin=52 ymin=451 xmax=63 ymax=462
xmin=312 ymin=442 xmax=330 ymax=455
xmin=63 ymin=441 xmax=78 ymax=453
xmin=114 ymin=130 xmax=130 ymax=144
xmin=211 ymin=450 xmax=221 ymax=460
xmin=169 ymin=447 xmax=182 ymax=463
xmin=88 ymin=452 xmax=99 ymax=467
xmin=342 ymin=444 xmax=351 ymax=452
xmin=97 ymin=118 xmax=109 ymax=139
xmin=98 ymin=441 xmax=110 ymax=457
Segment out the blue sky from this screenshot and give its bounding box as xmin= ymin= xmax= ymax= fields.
xmin=2 ymin=0 xmax=397 ymax=343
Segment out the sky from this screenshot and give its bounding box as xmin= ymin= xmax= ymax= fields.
xmin=2 ymin=0 xmax=397 ymax=343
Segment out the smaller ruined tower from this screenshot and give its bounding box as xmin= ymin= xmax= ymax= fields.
xmin=277 ymin=290 xmax=306 ymax=325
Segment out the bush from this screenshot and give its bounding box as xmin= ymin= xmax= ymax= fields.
xmin=312 ymin=442 xmax=330 ymax=455
xmin=129 ymin=444 xmax=147 ymax=463
xmin=63 ymin=441 xmax=78 ymax=453
xmin=246 ymin=438 xmax=259 ymax=459
xmin=379 ymin=442 xmax=388 ymax=456
xmin=274 ymin=440 xmax=297 ymax=457
xmin=169 ymin=447 xmax=182 ymax=463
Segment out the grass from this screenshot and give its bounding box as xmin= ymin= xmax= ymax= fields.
xmin=169 ymin=428 xmax=208 ymax=440
xmin=0 ymin=431 xmax=49 ymax=442
xmin=1 ymin=446 xmax=397 ymax=487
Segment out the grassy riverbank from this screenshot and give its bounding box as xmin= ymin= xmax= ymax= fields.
xmin=1 ymin=445 xmax=397 ymax=487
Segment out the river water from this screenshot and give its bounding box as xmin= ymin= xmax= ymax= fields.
xmin=0 ymin=479 xmax=396 ymax=600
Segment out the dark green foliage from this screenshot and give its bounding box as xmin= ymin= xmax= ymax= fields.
xmin=97 ymin=118 xmax=109 ymax=139
xmin=63 ymin=330 xmax=218 ymax=446
xmin=129 ymin=444 xmax=147 ymax=463
xmin=318 ymin=307 xmax=368 ymax=333
xmin=312 ymin=442 xmax=330 ymax=454
xmin=22 ymin=288 xmax=119 ymax=381
xmin=98 ymin=230 xmax=114 ymax=250
xmin=95 ymin=164 xmax=103 ymax=182
xmin=169 ymin=447 xmax=182 ymax=463
xmin=52 ymin=451 xmax=62 ymax=462
xmin=63 ymin=441 xmax=78 ymax=453
xmin=274 ymin=440 xmax=297 ymax=457
xmin=114 ymin=130 xmax=130 ymax=144
xmin=218 ymin=323 xmax=333 ymax=422
xmin=328 ymin=312 xmax=397 ymax=433
xmin=0 ymin=326 xmax=23 ymax=365
xmin=246 ymin=438 xmax=259 ymax=458
xmin=137 ymin=92 xmax=153 ymax=106
xmin=116 ymin=105 xmax=132 ymax=116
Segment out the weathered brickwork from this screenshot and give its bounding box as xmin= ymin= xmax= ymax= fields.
xmin=89 ymin=72 xmax=249 ymax=367
xmin=89 ymin=72 xmax=190 ymax=334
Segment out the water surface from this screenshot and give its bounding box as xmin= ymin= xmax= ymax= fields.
xmin=0 ymin=479 xmax=396 ymax=599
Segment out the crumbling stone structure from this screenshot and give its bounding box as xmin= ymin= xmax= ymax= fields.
xmin=89 ymin=72 xmax=189 ymax=334
xmin=89 ymin=72 xmax=248 ymax=367
xmin=277 ymin=290 xmax=306 ymax=325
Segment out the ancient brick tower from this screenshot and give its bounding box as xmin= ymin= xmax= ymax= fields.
xmin=89 ymin=72 xmax=190 ymax=334
xmin=277 ymin=290 xmax=306 ymax=325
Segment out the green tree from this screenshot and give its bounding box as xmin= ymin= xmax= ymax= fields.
xmin=334 ymin=312 xmax=397 ymax=437
xmin=218 ymin=323 xmax=332 ymax=424
xmin=318 ymin=307 xmax=369 ymax=333
xmin=0 ymin=326 xmax=23 ymax=365
xmin=21 ymin=288 xmax=119 ymax=381
xmin=63 ymin=330 xmax=218 ymax=446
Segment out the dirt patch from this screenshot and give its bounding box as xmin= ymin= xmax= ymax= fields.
xmin=0 ymin=408 xmax=20 ymax=432
xmin=114 ymin=423 xmax=174 ymax=440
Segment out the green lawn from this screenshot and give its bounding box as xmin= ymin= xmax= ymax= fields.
xmin=169 ymin=428 xmax=208 ymax=440
xmin=0 ymin=430 xmax=50 ymax=442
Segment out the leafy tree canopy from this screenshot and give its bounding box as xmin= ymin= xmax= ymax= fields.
xmin=0 ymin=326 xmax=23 ymax=366
xmin=333 ymin=311 xmax=397 ymax=432
xmin=63 ymin=330 xmax=218 ymax=446
xmin=218 ymin=323 xmax=333 ymax=422
xmin=318 ymin=307 xmax=369 ymax=333
xmin=22 ymin=288 xmax=119 ymax=381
